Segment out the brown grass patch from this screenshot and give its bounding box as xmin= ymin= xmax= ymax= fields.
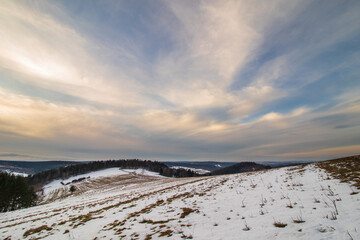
xmin=23 ymin=225 xmax=53 ymax=237
xmin=180 ymin=208 xmax=198 ymax=218
xmin=159 ymin=229 xmax=173 ymax=237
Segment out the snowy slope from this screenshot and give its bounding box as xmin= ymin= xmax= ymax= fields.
xmin=1 ymin=164 xmax=359 ymax=240
xmin=40 ymin=168 xmax=162 ymax=203
xmin=43 ymin=168 xmax=160 ymax=195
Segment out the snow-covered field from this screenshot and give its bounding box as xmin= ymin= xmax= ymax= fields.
xmin=1 ymin=163 xmax=359 ymax=240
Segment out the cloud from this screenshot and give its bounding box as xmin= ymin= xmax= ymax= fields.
xmin=0 ymin=87 xmax=114 ymax=138
xmin=0 ymin=1 xmax=147 ymax=109
xmin=0 ymin=152 xmax=32 ymax=158
xmin=270 ymin=145 xmax=360 ymax=158
xmin=1 ymin=0 xmax=360 ymax=161
xmin=137 ymin=110 xmax=231 ymax=137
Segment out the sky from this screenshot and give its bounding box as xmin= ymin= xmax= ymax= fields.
xmin=1 ymin=0 xmax=360 ymax=162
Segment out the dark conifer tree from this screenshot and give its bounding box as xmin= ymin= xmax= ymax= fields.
xmin=0 ymin=172 xmax=36 ymax=212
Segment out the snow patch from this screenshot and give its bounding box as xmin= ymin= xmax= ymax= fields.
xmin=3 ymin=170 xmax=29 ymax=177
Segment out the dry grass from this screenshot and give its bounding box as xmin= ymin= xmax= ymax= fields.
xmin=70 ymin=212 xmax=104 ymax=228
xmin=330 ymin=211 xmax=337 ymax=220
xmin=144 ymin=234 xmax=153 ymax=240
xmin=140 ymin=218 xmax=174 ymax=224
xmin=159 ymin=229 xmax=173 ymax=237
xmin=286 ymin=200 xmax=293 ymax=208
xmin=316 ymin=155 xmax=360 ymax=189
xmin=181 ymin=233 xmax=193 ymax=239
xmin=180 ymin=208 xmax=197 ymax=218
xmin=243 ymin=221 xmax=251 ymax=231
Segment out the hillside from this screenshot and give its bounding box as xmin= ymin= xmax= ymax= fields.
xmin=0 ymin=157 xmax=359 ymax=239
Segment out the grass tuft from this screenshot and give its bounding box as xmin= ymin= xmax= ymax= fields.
xmin=292 ymin=216 xmax=305 ymax=223
xmin=273 ymin=221 xmax=287 ymax=228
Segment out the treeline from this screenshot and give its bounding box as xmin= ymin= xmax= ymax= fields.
xmin=160 ymin=167 xmax=199 ymax=178
xmin=210 ymin=162 xmax=271 ymax=176
xmin=27 ymin=159 xmax=198 ymax=187
xmin=0 ymin=172 xmax=36 ymax=212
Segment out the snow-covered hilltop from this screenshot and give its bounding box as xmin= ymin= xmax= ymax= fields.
xmin=41 ymin=168 xmax=161 ymax=197
xmin=1 ymin=160 xmax=359 ymax=240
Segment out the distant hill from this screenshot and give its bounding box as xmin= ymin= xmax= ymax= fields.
xmin=1 ymin=160 xmax=308 ymax=176
xmin=257 ymin=161 xmax=312 ymax=168
xmin=163 ymin=161 xmax=237 ymax=171
xmin=210 ymin=162 xmax=271 ymax=175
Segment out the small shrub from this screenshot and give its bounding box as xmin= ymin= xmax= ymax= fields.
xmin=69 ymin=185 xmax=76 ymax=193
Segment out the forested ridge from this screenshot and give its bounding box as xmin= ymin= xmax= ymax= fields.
xmin=210 ymin=162 xmax=271 ymax=175
xmin=26 ymin=159 xmax=199 ymax=187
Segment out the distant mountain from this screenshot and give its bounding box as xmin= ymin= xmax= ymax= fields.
xmin=210 ymin=162 xmax=271 ymax=175
xmin=0 ymin=160 xmax=82 ymax=175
